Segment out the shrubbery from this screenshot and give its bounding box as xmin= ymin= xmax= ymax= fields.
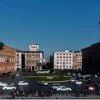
xmin=26 ymin=73 xmax=71 ymax=81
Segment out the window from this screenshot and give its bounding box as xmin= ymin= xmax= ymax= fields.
xmin=63 ymin=56 xmax=65 ymax=58
xmin=17 ymin=61 xmax=19 ymax=63
xmin=57 ymin=56 xmax=59 ymax=58
xmin=57 ymin=62 xmax=59 ymax=64
xmin=17 ymin=54 xmax=19 ymax=56
xmin=57 ymin=59 xmax=59 ymax=61
xmin=63 ymin=62 xmax=65 ymax=64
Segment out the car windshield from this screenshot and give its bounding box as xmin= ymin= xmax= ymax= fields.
xmin=6 ymin=85 xmax=12 ymax=87
xmin=61 ymin=87 xmax=65 ymax=89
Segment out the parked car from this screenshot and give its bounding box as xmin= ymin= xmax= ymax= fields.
xmin=52 ymin=84 xmax=61 ymax=90
xmin=18 ymin=81 xmax=29 ymax=86
xmin=89 ymin=86 xmax=96 ymax=91
xmin=56 ymin=86 xmax=72 ymax=91
xmin=2 ymin=85 xmax=16 ymax=90
xmin=86 ymin=84 xmax=98 ymax=91
xmin=38 ymin=81 xmax=48 ymax=86
xmin=0 ymin=82 xmax=7 ymax=87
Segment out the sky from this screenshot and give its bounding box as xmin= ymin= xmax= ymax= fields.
xmin=0 ymin=0 xmax=100 ymax=59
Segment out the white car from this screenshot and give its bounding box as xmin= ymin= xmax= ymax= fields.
xmin=0 ymin=82 xmax=7 ymax=87
xmin=56 ymin=86 xmax=72 ymax=91
xmin=52 ymin=84 xmax=61 ymax=90
xmin=70 ymin=79 xmax=76 ymax=82
xmin=36 ymin=70 xmax=50 ymax=74
xmin=18 ymin=81 xmax=29 ymax=86
xmin=75 ymin=81 xmax=82 ymax=85
xmin=38 ymin=81 xmax=48 ymax=86
xmin=2 ymin=85 xmax=16 ymax=90
xmin=16 ymin=74 xmax=19 ymax=76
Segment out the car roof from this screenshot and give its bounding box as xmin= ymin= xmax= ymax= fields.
xmin=4 ymin=85 xmax=13 ymax=86
xmin=19 ymin=81 xmax=25 ymax=82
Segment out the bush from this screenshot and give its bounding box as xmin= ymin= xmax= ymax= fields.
xmin=26 ymin=74 xmax=71 ymax=81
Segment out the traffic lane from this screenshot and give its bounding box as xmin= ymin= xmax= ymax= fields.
xmin=28 ymin=80 xmax=52 ymax=91
xmin=0 ymin=73 xmax=87 ymax=94
xmin=49 ymin=81 xmax=86 ymax=91
xmin=27 ymin=81 xmax=86 ymax=95
xmin=0 ymin=74 xmax=29 ymax=85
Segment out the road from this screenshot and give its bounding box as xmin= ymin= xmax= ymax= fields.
xmin=0 ymin=71 xmax=99 ymax=99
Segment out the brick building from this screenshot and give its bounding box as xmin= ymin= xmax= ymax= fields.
xmin=73 ymin=51 xmax=82 ymax=70
xmin=0 ymin=45 xmax=17 ymax=74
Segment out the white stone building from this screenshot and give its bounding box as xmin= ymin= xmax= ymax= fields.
xmin=15 ymin=50 xmax=24 ymax=70
xmin=15 ymin=43 xmax=45 ymax=71
xmin=25 ymin=50 xmax=45 ymax=71
xmin=54 ymin=50 xmax=73 ymax=70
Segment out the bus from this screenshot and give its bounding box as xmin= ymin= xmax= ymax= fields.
xmin=78 ymin=75 xmax=92 ymax=83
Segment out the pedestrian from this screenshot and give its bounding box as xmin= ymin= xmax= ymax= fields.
xmin=36 ymin=90 xmax=38 ymax=97
xmin=16 ymin=91 xmax=19 ymax=96
xmin=40 ymin=89 xmax=43 ymax=97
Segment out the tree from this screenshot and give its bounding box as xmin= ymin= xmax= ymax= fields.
xmin=0 ymin=42 xmax=4 ymax=50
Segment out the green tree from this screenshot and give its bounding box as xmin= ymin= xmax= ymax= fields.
xmin=0 ymin=42 xmax=4 ymax=50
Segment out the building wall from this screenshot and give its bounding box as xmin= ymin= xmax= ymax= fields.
xmin=54 ymin=50 xmax=82 ymax=70
xmin=73 ymin=52 xmax=82 ymax=70
xmin=54 ymin=50 xmax=73 ymax=70
xmin=15 ymin=43 xmax=45 ymax=71
xmin=25 ymin=51 xmax=44 ymax=71
xmin=29 ymin=43 xmax=39 ymax=51
xmin=82 ymin=42 xmax=100 ymax=75
xmin=15 ymin=51 xmax=24 ymax=70
xmin=0 ymin=46 xmax=16 ymax=74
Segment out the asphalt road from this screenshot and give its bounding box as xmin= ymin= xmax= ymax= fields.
xmin=0 ymin=71 xmax=100 ymax=99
